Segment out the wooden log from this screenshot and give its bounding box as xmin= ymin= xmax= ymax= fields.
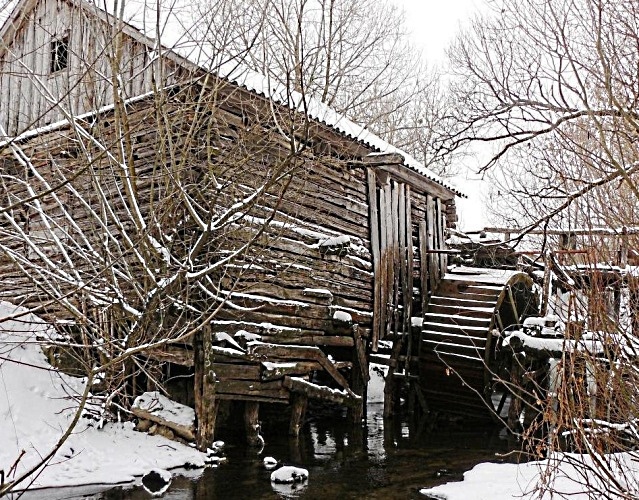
xmin=258 ymin=335 xmax=354 ymax=347
xmin=244 ymin=401 xmax=261 ymax=446
xmin=289 ymin=393 xmax=308 ymax=437
xmin=193 ymin=329 xmax=204 ymax=447
xmin=283 ymin=376 xmax=360 ymax=407
xmin=367 ymin=168 xmax=382 ymax=351
xmin=419 ymin=220 xmax=429 ymax=317
xmin=351 ymin=325 xmax=368 ymax=424
xmin=196 ymin=325 xmax=218 ymax=450
xmin=213 ymin=363 xmax=261 ymax=380
xmin=249 ymin=343 xmax=352 ymax=392
xmin=261 ymin=360 xmax=320 ymax=381
xmin=216 ymin=379 xmax=289 ymax=400
xmin=131 ymin=405 xmax=195 ymax=442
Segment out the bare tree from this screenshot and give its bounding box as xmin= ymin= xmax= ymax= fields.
xmin=194 ymin=0 xmax=454 ymax=174
xmin=441 ymin=1 xmax=639 ymax=497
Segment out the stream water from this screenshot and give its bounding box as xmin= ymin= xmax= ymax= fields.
xmin=93 ymin=400 xmax=517 ymax=500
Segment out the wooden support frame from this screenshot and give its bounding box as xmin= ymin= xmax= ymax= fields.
xmin=195 ymin=325 xmax=218 ymax=450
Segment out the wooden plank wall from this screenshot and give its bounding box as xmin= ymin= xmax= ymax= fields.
xmin=0 ymin=0 xmax=181 ymax=137
xmin=366 ymin=168 xmax=449 ymax=350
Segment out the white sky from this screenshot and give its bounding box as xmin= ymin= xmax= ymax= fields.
xmin=393 ymin=0 xmax=491 ymax=231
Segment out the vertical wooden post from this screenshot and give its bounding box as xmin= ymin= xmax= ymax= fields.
xmin=419 ymin=220 xmax=429 ymax=316
xmin=426 ymin=195 xmax=437 ymax=292
xmin=350 ymin=325 xmax=368 ymax=424
xmin=507 ymin=353 xmax=524 ymax=432
xmin=404 ymin=186 xmax=413 ymax=360
xmin=289 ymin=394 xmax=308 ymax=437
xmin=379 ymin=184 xmax=389 ymax=344
xmin=195 ymin=325 xmax=218 ymax=451
xmin=383 ymin=180 xmax=394 ymax=338
xmin=367 ymin=168 xmax=381 ymax=352
xmin=245 ymin=401 xmax=261 ymax=446
xmin=391 ymin=181 xmax=401 ymax=336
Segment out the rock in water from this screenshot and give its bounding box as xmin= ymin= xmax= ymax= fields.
xmin=263 ymin=456 xmax=278 ymax=470
xmin=141 ymin=469 xmax=172 ymax=496
xmin=270 ymin=466 xmax=309 ymax=484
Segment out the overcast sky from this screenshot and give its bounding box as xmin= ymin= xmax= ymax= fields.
xmin=393 ymin=0 xmax=491 ymax=231
xmin=394 ymin=0 xmax=485 ymax=62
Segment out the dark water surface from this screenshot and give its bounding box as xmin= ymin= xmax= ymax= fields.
xmin=95 ymin=402 xmax=515 ymax=500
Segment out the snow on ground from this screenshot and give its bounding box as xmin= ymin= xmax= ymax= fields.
xmin=0 ymin=301 xmax=205 ymax=491
xmin=421 ymin=452 xmax=639 ymax=499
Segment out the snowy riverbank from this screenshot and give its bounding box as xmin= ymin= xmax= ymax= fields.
xmin=0 ymin=301 xmax=205 ymax=492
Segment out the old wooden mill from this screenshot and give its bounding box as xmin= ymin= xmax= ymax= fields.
xmin=0 ymin=0 xmax=538 ymax=449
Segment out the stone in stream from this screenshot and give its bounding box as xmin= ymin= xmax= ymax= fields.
xmin=141 ymin=469 xmax=172 ymax=496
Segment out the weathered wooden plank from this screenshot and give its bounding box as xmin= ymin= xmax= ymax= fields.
xmin=419 ymin=220 xmax=429 ymax=316
xmin=436 ymin=198 xmax=446 ymax=278
xmin=404 ymin=185 xmax=413 ymax=348
xmin=383 ymin=180 xmax=394 ymax=339
xmin=213 ymin=363 xmax=261 ymax=380
xmin=259 ymin=335 xmax=354 ymax=347
xmin=249 ymin=343 xmax=352 ymax=392
xmin=244 ymin=401 xmax=261 ymax=446
xmin=283 ymin=376 xmax=360 ymax=407
xmin=289 ymin=393 xmax=308 ymax=437
xmin=426 ymin=195 xmax=437 ymax=293
xmin=216 ymin=379 xmax=288 ymax=400
xmin=367 ymin=168 xmax=381 ymax=351
xmin=131 ymin=406 xmax=195 ymax=442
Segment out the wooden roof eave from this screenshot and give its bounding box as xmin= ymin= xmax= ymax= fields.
xmin=360 ymin=154 xmax=458 ymax=202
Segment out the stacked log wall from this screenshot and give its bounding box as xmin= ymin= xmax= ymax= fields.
xmin=0 ymin=86 xmax=375 ymax=355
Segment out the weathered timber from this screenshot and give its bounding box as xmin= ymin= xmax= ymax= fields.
xmin=289 ymin=393 xmax=308 ymax=437
xmin=249 ymin=343 xmax=352 ymax=393
xmin=131 ymin=406 xmax=196 ymax=442
xmin=195 ymin=326 xmax=218 ymax=450
xmin=216 ymin=379 xmax=289 ymax=400
xmin=367 ymin=168 xmax=382 ymax=351
xmin=244 ymin=402 xmax=262 ymax=446
xmin=283 ymin=376 xmax=361 ymax=407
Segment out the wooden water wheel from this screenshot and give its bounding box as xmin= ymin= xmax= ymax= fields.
xmin=418 ymin=266 xmax=537 ymax=420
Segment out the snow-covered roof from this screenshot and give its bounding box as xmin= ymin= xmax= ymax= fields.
xmin=0 ymin=0 xmax=462 ymax=197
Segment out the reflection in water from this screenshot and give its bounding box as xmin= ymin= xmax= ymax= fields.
xmin=12 ymin=369 xmax=520 ymax=500
xmin=35 ymin=402 xmax=515 ymax=500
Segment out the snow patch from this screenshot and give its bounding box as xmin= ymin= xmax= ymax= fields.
xmin=270 ymin=465 xmax=309 ymax=484
xmin=0 ymin=301 xmax=205 ymax=490
xmin=132 ymin=391 xmax=195 ymax=429
xmin=332 ymin=310 xmax=352 ymax=323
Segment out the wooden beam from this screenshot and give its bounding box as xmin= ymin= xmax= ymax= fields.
xmin=419 ymin=220 xmax=429 ymax=316
xmin=195 ymin=325 xmax=218 ymax=450
xmin=283 ymin=376 xmax=361 ymax=407
xmin=364 ymin=163 xmax=458 ymax=201
xmin=244 ymin=402 xmax=261 ymax=446
xmin=289 ymin=393 xmax=308 ymax=437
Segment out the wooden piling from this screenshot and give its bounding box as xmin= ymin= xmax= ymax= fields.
xmin=244 ymin=401 xmax=261 ymax=446
xmin=195 ymin=325 xmax=218 ymax=451
xmin=289 ymin=394 xmax=308 ymax=437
